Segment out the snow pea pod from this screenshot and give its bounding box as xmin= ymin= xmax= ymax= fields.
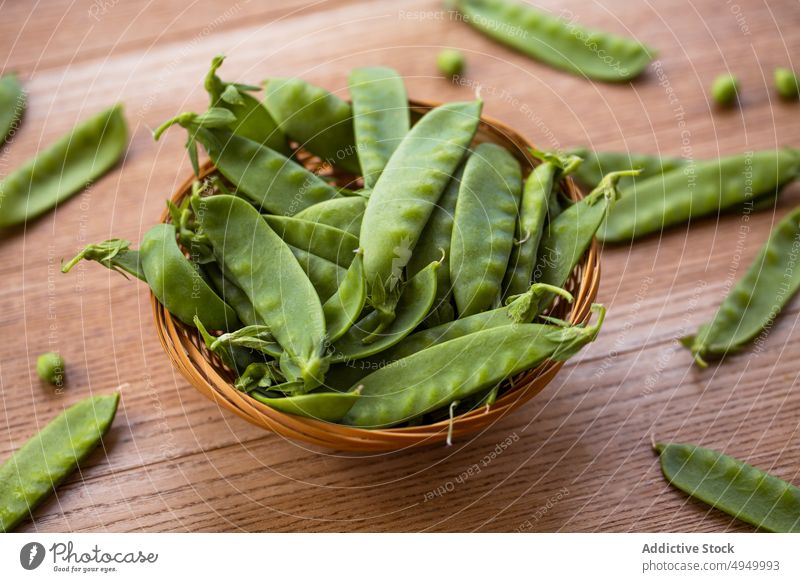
xmin=61 ymin=238 xmax=144 ymax=281
xmin=289 ymin=246 xmax=346 ymax=302
xmin=600 ymin=149 xmax=800 ymax=242
xmin=195 ymin=195 xmax=328 ymax=389
xmin=567 ymin=148 xmax=686 ymax=191
xmin=155 ymin=115 xmax=339 ymax=215
xmin=533 ymin=170 xmax=636 ymax=313
xmin=294 ymin=195 xmax=366 ymax=236
xmin=203 ymin=55 xmax=288 ymax=154
xmin=451 ymin=142 xmax=522 ymax=316
xmin=449 ymin=0 xmax=654 ymax=82
xmin=323 ymin=249 xmax=366 ymax=342
xmin=343 ymin=304 xmax=605 ymax=428
xmin=263 ymin=78 xmax=360 ymax=174
xmin=348 ymin=67 xmax=409 ymax=188
xmin=140 ymin=223 xmax=240 ymax=331
xmin=203 ymin=261 xmax=261 ymax=326
xmin=0 ymin=393 xmax=119 ymax=532
xmin=360 ymin=100 xmax=481 ymax=329
xmin=250 ymin=389 xmax=361 ymax=422
xmin=682 ymin=206 xmax=800 ymax=366
xmin=264 ymin=215 xmax=358 ymax=267
xmin=0 ymin=73 xmax=25 ymax=144
xmin=331 ymin=260 xmax=439 ymax=361
xmin=502 ymin=149 xmax=582 ymax=300
xmin=0 ymin=104 xmax=127 ymax=228
xmin=655 ymin=442 xmax=800 ymax=533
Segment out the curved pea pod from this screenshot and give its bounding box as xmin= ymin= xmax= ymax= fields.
xmin=0 ymin=73 xmax=25 ymax=144
xmin=600 ymin=149 xmax=800 ymax=242
xmin=0 ymin=393 xmax=119 ymax=532
xmin=449 ymin=0 xmax=654 ymax=82
xmin=250 ymin=388 xmax=361 ymax=422
xmin=682 ymin=206 xmax=800 ymax=366
xmin=324 ymin=249 xmax=366 ymax=343
xmin=348 ymin=67 xmax=409 ymax=188
xmin=502 ymin=149 xmax=582 ymax=300
xmin=154 ymin=114 xmax=339 ymax=215
xmin=0 ymin=104 xmax=127 ymax=228
xmin=264 ymin=215 xmax=358 ymax=267
xmin=293 ymin=195 xmax=367 ymax=236
xmin=533 ymin=170 xmax=636 ymax=313
xmin=568 ymin=148 xmax=686 ymax=191
xmin=360 ymin=100 xmax=482 ymax=329
xmin=203 ymin=55 xmax=288 ymax=154
xmin=289 ymin=246 xmax=346 ymax=302
xmin=331 ymin=260 xmax=439 ymax=361
xmin=61 ymin=238 xmax=144 ymax=281
xmin=451 ymin=143 xmax=522 ymax=316
xmin=195 ymin=195 xmax=328 ymax=390
xmin=203 ymin=261 xmax=261 ymax=326
xmin=263 ymin=77 xmax=360 ymax=174
xmin=343 ymin=304 xmax=605 ymax=428
xmin=655 ymin=442 xmax=800 ymax=533
xmin=140 ymin=224 xmax=240 ymax=331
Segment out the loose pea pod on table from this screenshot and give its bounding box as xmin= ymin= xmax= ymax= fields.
xmin=502 ymin=149 xmax=582 ymax=300
xmin=447 ymin=0 xmax=654 ymax=82
xmin=203 ymin=55 xmax=288 ymax=154
xmin=567 ymin=148 xmax=687 ymax=191
xmin=360 ymin=99 xmax=482 ymax=332
xmin=0 ymin=73 xmax=25 ymax=144
xmin=263 ymin=77 xmax=361 ymax=174
xmin=451 ymin=142 xmax=523 ymax=317
xmin=600 ymin=149 xmax=800 ymax=243
xmin=0 ymin=393 xmax=119 ymax=532
xmin=348 ymin=67 xmax=409 ymax=188
xmin=682 ymin=205 xmax=800 ymax=366
xmin=0 ymin=104 xmax=127 ymax=229
xmin=655 ymin=442 xmax=800 ymax=533
xmin=343 ymin=304 xmax=605 ymax=428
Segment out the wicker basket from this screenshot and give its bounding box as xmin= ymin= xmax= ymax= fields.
xmin=152 ymin=99 xmax=600 ymax=452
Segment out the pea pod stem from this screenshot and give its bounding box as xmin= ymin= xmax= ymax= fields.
xmin=61 ymin=239 xmax=144 ymax=281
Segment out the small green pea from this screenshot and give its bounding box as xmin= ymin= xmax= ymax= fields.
xmin=437 ymin=49 xmax=465 ymax=78
xmin=711 ymin=74 xmax=740 ymax=107
xmin=774 ymin=67 xmax=800 ymax=100
xmin=36 ymin=352 xmax=65 ymax=386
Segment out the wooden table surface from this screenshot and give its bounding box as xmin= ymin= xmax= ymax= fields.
xmin=2 ymin=0 xmax=799 ymax=533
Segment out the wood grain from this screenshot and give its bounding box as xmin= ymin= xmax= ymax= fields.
xmin=1 ymin=0 xmax=799 ymax=532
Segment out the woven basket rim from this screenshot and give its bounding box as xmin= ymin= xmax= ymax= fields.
xmin=151 ymin=98 xmax=601 ymax=452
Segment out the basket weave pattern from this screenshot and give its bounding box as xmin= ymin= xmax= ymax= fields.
xmin=152 ymin=100 xmax=601 ymax=452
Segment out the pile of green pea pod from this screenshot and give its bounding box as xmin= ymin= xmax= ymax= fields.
xmin=63 ymin=57 xmax=620 ymax=430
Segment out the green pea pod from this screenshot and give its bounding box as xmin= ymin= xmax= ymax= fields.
xmin=204 ymin=55 xmax=288 ymax=154
xmin=154 ymin=116 xmax=339 ymax=216
xmin=600 ymin=149 xmax=800 ymax=242
xmin=140 ymin=224 xmax=240 ymax=331
xmin=450 ymin=143 xmax=522 ymax=317
xmin=360 ymin=100 xmax=482 ymax=330
xmin=250 ymin=388 xmax=361 ymax=422
xmin=0 ymin=393 xmax=119 ymax=532
xmin=502 ymin=149 xmax=582 ymax=300
xmin=264 ymin=215 xmax=359 ymax=267
xmin=331 ymin=260 xmax=439 ymax=361
xmin=407 ymin=161 xmax=466 ymax=327
xmin=289 ymin=246 xmax=346 ymax=302
xmin=0 ymin=104 xmax=127 ymax=228
xmin=294 ymin=196 xmax=367 ymax=236
xmin=203 ymin=261 xmax=261 ymax=326
xmin=655 ymin=442 xmax=800 ymax=533
xmin=343 ymin=304 xmax=605 ymax=427
xmin=0 ymin=73 xmax=25 ymax=144
xmin=348 ymin=67 xmax=409 ymax=188
xmin=61 ymin=238 xmax=144 ymax=281
xmin=449 ymin=0 xmax=654 ymax=82
xmin=534 ymin=170 xmax=636 ymax=313
xmin=263 ymin=77 xmax=360 ymax=174
xmin=682 ymin=205 xmax=800 ymax=366
xmin=196 ymin=195 xmax=328 ymax=390
xmin=213 ymin=325 xmax=281 ymax=358
xmin=568 ymin=148 xmax=687 ymax=191
xmin=324 ymin=249 xmax=367 ymax=343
